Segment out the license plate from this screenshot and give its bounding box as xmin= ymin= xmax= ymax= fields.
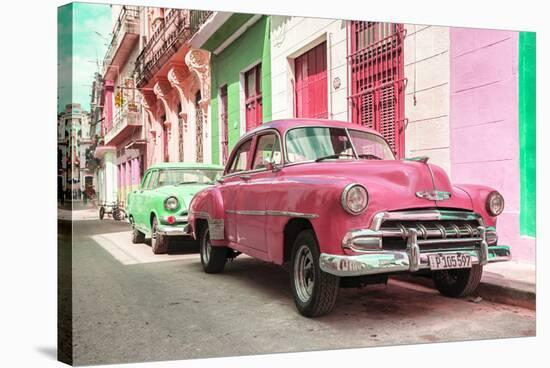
xmin=428 ymin=253 xmax=471 ymax=270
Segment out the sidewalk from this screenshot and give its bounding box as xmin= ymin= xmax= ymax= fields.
xmin=393 ymin=260 xmax=536 ymax=310
xmin=58 ymin=207 xmax=103 ymax=221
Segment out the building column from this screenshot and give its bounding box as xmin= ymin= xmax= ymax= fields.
xmin=168 ymin=66 xmax=190 ymax=162
xmin=153 ymin=78 xmax=174 ymax=162
xmin=104 ymin=149 xmax=117 ymax=205
xmin=185 ymin=49 xmax=212 ymax=163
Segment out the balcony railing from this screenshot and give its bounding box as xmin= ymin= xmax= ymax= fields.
xmin=134 ymin=9 xmax=213 ymax=87
xmin=102 ymin=6 xmax=140 ymax=73
xmin=104 ymin=103 xmax=142 ymax=144
xmin=189 ymin=10 xmax=213 ymax=35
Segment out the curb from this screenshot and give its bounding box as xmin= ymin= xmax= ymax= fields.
xmin=391 ymin=273 xmax=536 ymax=311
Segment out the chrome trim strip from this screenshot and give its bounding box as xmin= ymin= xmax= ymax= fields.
xmin=225 ymin=209 xmax=319 ymax=219
xmin=266 ymin=210 xmax=319 ymax=219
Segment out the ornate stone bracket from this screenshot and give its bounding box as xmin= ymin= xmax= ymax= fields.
xmin=185 ymin=48 xmax=211 ymax=121
xmin=153 ymin=78 xmax=172 ymax=115
xmin=139 ymin=90 xmax=157 ymax=141
xmin=167 ymin=66 xmax=187 ymax=103
xmin=167 ymin=66 xmax=190 ymax=132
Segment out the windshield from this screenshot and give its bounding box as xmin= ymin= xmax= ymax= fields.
xmin=156 ymin=169 xmax=222 ymax=187
xmin=285 ymin=127 xmax=394 ymax=163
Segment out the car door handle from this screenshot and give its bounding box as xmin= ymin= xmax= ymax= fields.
xmin=239 ymin=175 xmax=251 ymax=181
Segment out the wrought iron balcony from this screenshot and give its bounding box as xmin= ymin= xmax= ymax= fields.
xmin=134 ymin=9 xmax=213 ymax=87
xmin=104 ymin=103 xmax=142 ymax=145
xmin=103 ymin=6 xmax=140 ymax=80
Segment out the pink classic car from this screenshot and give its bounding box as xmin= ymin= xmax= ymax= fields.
xmin=188 ymin=119 xmax=511 ymax=317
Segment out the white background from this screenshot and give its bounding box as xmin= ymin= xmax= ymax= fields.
xmin=0 ymin=0 xmax=546 ymax=367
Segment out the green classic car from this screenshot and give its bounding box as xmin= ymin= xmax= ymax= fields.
xmin=127 ymin=162 xmax=224 ymax=254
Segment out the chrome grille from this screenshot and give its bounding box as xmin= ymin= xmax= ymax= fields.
xmin=380 ymin=219 xmax=482 ymax=251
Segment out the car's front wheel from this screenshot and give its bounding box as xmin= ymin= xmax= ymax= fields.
xmin=130 ymin=217 xmax=145 ymax=244
xmin=432 ymin=265 xmax=483 ymax=297
xmin=290 ymin=230 xmax=340 ymax=317
xmin=151 ymin=217 xmax=169 ymax=254
xmin=199 ymin=225 xmax=228 ymax=273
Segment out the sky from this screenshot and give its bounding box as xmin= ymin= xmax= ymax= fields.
xmin=58 ymin=3 xmax=112 ymax=113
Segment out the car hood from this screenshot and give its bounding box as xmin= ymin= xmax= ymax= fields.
xmin=155 ymin=183 xmax=213 ymax=210
xmin=284 ymin=160 xmax=473 ymax=212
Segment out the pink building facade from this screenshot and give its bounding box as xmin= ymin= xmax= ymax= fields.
xmin=450 ymin=29 xmax=535 ymax=262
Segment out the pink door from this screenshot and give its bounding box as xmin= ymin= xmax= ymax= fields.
xmin=235 ymin=132 xmax=282 ymax=255
xmin=221 ymin=138 xmax=253 ymax=243
xmin=295 ymin=42 xmax=328 ymax=119
xmin=245 ymin=64 xmax=262 ymax=131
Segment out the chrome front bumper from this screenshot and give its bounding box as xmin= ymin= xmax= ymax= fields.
xmin=157 ymin=224 xmax=190 ymax=237
xmin=321 ymin=209 xmax=511 ymax=277
xmin=320 ymin=245 xmax=511 ymax=277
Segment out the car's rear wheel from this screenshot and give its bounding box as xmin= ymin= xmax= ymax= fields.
xmin=432 ymin=264 xmax=483 ymax=297
xmin=130 ymin=217 xmax=145 ymax=244
xmin=290 ymin=230 xmax=339 ymax=317
xmin=151 ymin=217 xmax=169 ymax=254
xmin=199 ymin=225 xmax=228 ymax=273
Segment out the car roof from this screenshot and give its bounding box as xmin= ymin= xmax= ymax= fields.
xmin=146 ymin=162 xmax=224 ymax=171
xmin=243 ymin=118 xmax=383 ymax=138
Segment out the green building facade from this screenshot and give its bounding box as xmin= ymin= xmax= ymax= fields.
xmin=200 ymin=14 xmax=272 ymax=165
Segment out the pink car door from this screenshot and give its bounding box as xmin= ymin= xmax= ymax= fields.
xmin=235 ymin=132 xmax=282 ymax=254
xmin=221 ymin=138 xmax=253 ymax=244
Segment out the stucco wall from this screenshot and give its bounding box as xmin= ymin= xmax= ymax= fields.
xmin=403 ymin=25 xmax=451 ymax=172
xmin=270 ymin=16 xmax=348 ymax=121
xmin=450 ymin=28 xmax=534 ymax=262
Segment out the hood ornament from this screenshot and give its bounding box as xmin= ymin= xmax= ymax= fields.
xmin=416 ymin=190 xmax=451 ymax=201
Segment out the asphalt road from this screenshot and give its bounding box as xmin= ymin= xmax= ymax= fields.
xmin=69 ymin=219 xmax=536 ymax=366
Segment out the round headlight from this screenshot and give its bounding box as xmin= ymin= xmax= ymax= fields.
xmin=486 ymin=191 xmax=504 ymax=216
xmin=342 ymin=184 xmax=368 ymax=215
xmin=164 ymin=196 xmax=179 ymax=211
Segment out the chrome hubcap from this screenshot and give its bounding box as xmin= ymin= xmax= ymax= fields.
xmin=202 ymin=229 xmax=211 ymax=264
xmin=294 ymin=245 xmax=315 ymax=303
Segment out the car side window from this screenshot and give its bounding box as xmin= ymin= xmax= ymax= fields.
xmin=252 ymin=133 xmax=282 ymax=170
xmin=141 ymin=171 xmax=151 ymax=190
xmin=147 ymin=170 xmax=159 ymax=190
xmin=227 ymin=139 xmax=252 ymax=174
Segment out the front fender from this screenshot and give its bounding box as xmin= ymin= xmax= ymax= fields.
xmin=454 ymin=184 xmax=499 ymax=227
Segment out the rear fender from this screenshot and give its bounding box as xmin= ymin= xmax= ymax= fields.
xmin=188 ymin=187 xmax=225 ymax=241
